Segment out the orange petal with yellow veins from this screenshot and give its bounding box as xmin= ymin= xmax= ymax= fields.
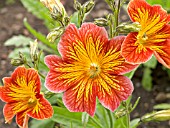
xmin=58 ymin=23 xmax=108 ymax=62
xmin=121 ymin=33 xmax=153 ymax=64
xmin=27 ymin=94 xmax=53 ymax=119
xmin=97 ymin=75 xmax=133 ymax=111
xmin=45 ymin=55 xmax=77 ymax=93
xmin=16 ymin=111 xmax=27 ymax=128
xmin=128 ymin=0 xmax=170 ymax=24
xmin=105 ymin=36 xmax=138 ymax=75
xmin=3 ymin=103 xmax=15 ymax=124
xmin=0 ymin=81 xmax=15 ymax=103
xmin=63 ymin=78 xmax=97 ymax=116
xmin=12 ymin=67 xmax=41 ymax=94
xmin=154 ymin=40 xmax=170 ymax=68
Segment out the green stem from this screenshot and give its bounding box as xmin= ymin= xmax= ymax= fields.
xmin=38 ymin=72 xmax=45 ymax=79
xmin=108 ymin=110 xmax=114 ymax=128
xmin=124 ymin=102 xmax=130 ymax=128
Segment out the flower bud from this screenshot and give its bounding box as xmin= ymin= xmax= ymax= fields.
xmin=83 ymin=0 xmax=95 ymax=13
xmin=94 ymin=18 xmax=108 ymax=27
xmin=63 ymin=16 xmax=70 ymax=26
xmin=19 ymin=52 xmax=27 ymax=63
xmin=74 ymin=0 xmax=81 ymax=11
xmin=115 ymin=108 xmax=127 ymax=119
xmin=141 ymin=109 xmax=170 ymax=122
xmin=116 ymin=22 xmax=141 ymax=33
xmin=30 ymin=40 xmax=38 ymax=62
xmin=47 ymin=27 xmax=64 ymax=43
xmin=40 ymin=0 xmax=66 ymax=17
xmin=11 ymin=59 xmax=25 ymax=66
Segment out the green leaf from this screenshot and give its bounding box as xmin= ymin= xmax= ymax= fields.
xmin=52 ymin=106 xmax=100 ymax=128
xmin=70 ymin=12 xmax=79 ymax=27
xmin=30 ymin=119 xmax=55 ymax=128
xmin=4 ymin=35 xmax=32 ymax=47
xmin=143 ymin=56 xmax=157 ymax=69
xmin=125 ymin=67 xmax=137 ymax=79
xmin=113 ymin=116 xmax=127 ymax=128
xmin=130 ymin=118 xmax=140 ymax=128
xmin=154 ymin=103 xmax=170 ymax=110
xmin=147 ymin=0 xmax=170 ymax=11
xmin=142 ymin=67 xmax=153 ymax=91
xmin=20 ymin=0 xmax=56 ymax=29
xmin=95 ymin=104 xmax=111 ymax=128
xmin=8 ymin=47 xmax=30 ymax=59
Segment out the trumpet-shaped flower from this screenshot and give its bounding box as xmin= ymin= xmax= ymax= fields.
xmin=0 ymin=66 xmax=53 ymax=128
xmin=45 ymin=23 xmax=138 ymax=116
xmin=121 ymin=0 xmax=170 ymax=68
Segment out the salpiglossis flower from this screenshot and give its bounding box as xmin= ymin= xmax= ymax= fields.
xmin=121 ymin=0 xmax=170 ymax=68
xmin=0 ymin=66 xmax=53 ymax=128
xmin=45 ymin=23 xmax=138 ymax=116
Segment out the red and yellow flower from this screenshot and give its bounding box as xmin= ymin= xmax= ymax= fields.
xmin=121 ymin=0 xmax=170 ymax=68
xmin=45 ymin=23 xmax=138 ymax=116
xmin=0 ymin=66 xmax=53 ymax=128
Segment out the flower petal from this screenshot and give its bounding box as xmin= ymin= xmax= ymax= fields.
xmin=63 ymin=78 xmax=97 ymax=116
xmin=0 ymin=79 xmax=15 ymax=102
xmin=128 ymin=0 xmax=170 ymax=25
xmin=58 ymin=23 xmax=108 ymax=61
xmin=153 ymin=39 xmax=170 ymax=68
xmin=27 ymin=94 xmax=53 ymax=119
xmin=16 ymin=111 xmax=27 ymax=128
xmin=3 ymin=103 xmax=15 ymax=124
xmin=97 ymin=74 xmax=133 ymax=111
xmin=121 ymin=33 xmax=153 ymax=64
xmin=12 ymin=66 xmax=41 ymax=94
xmin=45 ymin=55 xmax=83 ymax=92
xmin=103 ymin=36 xmax=138 ymax=75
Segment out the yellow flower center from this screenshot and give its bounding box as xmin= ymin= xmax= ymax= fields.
xmin=89 ymin=63 xmax=101 ymax=78
xmin=8 ymin=76 xmax=39 ymax=113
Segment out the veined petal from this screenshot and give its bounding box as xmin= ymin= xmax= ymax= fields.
xmin=103 ymin=36 xmax=138 ymax=75
xmin=63 ymin=78 xmax=97 ymax=116
xmin=58 ymin=23 xmax=108 ymax=62
xmin=12 ymin=66 xmax=41 ymax=94
xmin=128 ymin=0 xmax=170 ymax=30
xmin=3 ymin=103 xmax=15 ymax=124
xmin=0 ymin=79 xmax=15 ymax=102
xmin=16 ymin=111 xmax=27 ymax=128
xmin=121 ymin=33 xmax=153 ymax=64
xmin=97 ymin=74 xmax=133 ymax=111
xmin=45 ymin=55 xmax=85 ymax=92
xmin=154 ymin=39 xmax=170 ymax=68
xmin=27 ymin=94 xmax=53 ymax=119
xmin=148 ymin=24 xmax=170 ymax=44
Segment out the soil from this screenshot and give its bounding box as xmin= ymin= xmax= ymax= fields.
xmin=0 ymin=0 xmax=170 ymax=128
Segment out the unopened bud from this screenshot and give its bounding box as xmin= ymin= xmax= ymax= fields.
xmin=11 ymin=59 xmax=24 ymax=66
xmin=64 ymin=16 xmax=70 ymax=26
xmin=51 ymin=6 xmax=63 ymax=21
xmin=83 ymin=0 xmax=95 ymax=13
xmin=116 ymin=22 xmax=141 ymax=33
xmin=141 ymin=109 xmax=170 ymax=122
xmin=115 ymin=108 xmax=127 ymax=119
xmin=47 ymin=27 xmax=64 ymax=43
xmin=94 ymin=18 xmax=108 ymax=27
xmin=30 ymin=40 xmax=38 ymax=62
xmin=74 ymin=0 xmax=81 ymax=11
xmin=19 ymin=52 xmax=27 ymax=63
xmin=40 ymin=0 xmax=66 ymax=18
